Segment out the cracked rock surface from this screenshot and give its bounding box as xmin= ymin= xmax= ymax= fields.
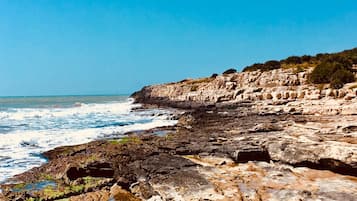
xmin=1 ymin=104 xmax=356 ymax=201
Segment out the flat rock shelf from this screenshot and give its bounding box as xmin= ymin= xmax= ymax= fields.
xmin=1 ymin=67 xmax=357 ymax=200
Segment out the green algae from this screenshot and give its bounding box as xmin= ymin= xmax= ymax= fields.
xmin=108 ymin=136 xmax=142 ymax=145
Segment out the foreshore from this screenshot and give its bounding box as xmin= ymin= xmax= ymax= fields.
xmin=1 ymin=68 xmax=357 ymax=200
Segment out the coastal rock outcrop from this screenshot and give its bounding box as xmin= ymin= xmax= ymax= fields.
xmin=2 ymin=67 xmax=357 ymax=200
xmin=132 ymin=68 xmax=357 ymax=115
xmin=2 ymin=104 xmax=356 ymax=200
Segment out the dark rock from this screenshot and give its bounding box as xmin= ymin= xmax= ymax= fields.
xmin=66 ymin=162 xmax=115 ymax=181
xmin=231 ymin=147 xmax=271 ymax=163
xmin=342 ymin=125 xmax=357 ymax=133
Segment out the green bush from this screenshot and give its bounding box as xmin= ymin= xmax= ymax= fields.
xmin=308 ymin=61 xmax=355 ymax=88
xmin=331 ymin=69 xmax=355 ymax=89
xmin=284 ymin=56 xmax=302 ymax=64
xmin=301 ymin=55 xmax=312 ymax=63
xmin=223 ymin=68 xmax=237 ymax=74
xmin=243 ymin=63 xmax=264 ymax=71
xmin=351 ymin=56 xmax=357 ymax=64
xmin=330 ymin=78 xmax=344 ymax=89
xmin=325 ymin=55 xmax=352 ymax=68
xmin=264 ymin=60 xmax=281 ymax=69
xmin=242 ymin=47 xmax=357 ymax=73
xmin=308 ymin=62 xmax=335 ymax=84
xmin=243 ymin=60 xmax=281 ymax=72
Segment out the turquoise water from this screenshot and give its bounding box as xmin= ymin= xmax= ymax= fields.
xmin=0 ymin=95 xmax=177 ymax=183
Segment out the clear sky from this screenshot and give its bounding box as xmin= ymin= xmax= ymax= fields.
xmin=0 ymin=0 xmax=357 ymax=96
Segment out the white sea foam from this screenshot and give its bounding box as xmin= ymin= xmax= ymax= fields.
xmin=0 ymin=98 xmax=177 ymax=183
xmin=0 ymin=99 xmax=138 ymax=121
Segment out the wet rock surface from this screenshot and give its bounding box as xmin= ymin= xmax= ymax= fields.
xmin=1 ymin=103 xmax=356 ymax=200
xmin=1 ymin=68 xmax=357 ymax=200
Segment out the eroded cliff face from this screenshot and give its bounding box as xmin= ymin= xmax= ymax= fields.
xmin=133 ymin=68 xmax=307 ymax=104
xmin=133 ymin=68 xmax=357 ymax=114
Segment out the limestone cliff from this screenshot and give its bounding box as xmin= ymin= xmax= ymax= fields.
xmin=133 ymin=68 xmax=357 ymax=115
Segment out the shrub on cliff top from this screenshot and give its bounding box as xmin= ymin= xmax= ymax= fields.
xmin=243 ymin=63 xmax=263 ymax=72
xmin=301 ymin=55 xmax=312 ymax=63
xmin=243 ymin=60 xmax=281 ymax=72
xmin=308 ymin=61 xmax=355 ymax=89
xmin=330 ymin=69 xmax=355 ymax=89
xmin=284 ymin=56 xmax=302 ymax=64
xmin=308 ymin=62 xmax=336 ymax=83
xmin=265 ymin=60 xmax=281 ymax=69
xmin=223 ymin=68 xmax=237 ymax=74
xmin=242 ymin=47 xmax=357 ymax=72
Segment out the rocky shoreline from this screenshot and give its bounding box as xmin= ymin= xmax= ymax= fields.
xmin=1 ymin=68 xmax=357 ymax=200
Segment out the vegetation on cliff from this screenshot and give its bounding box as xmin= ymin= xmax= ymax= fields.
xmin=223 ymin=68 xmax=237 ymax=74
xmin=241 ymin=47 xmax=357 ymax=88
xmin=243 ymin=48 xmax=357 ymax=72
xmin=309 ymin=61 xmax=355 ymax=89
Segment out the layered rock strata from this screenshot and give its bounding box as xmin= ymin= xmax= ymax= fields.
xmin=132 ymin=68 xmax=357 ymax=115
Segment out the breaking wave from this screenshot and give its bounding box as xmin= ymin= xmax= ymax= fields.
xmin=0 ymin=96 xmax=177 ymax=182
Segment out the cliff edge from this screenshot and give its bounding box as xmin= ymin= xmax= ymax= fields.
xmin=133 ymin=67 xmax=357 ymax=115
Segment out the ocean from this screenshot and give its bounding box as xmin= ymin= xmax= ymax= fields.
xmin=0 ymin=95 xmax=177 ymax=183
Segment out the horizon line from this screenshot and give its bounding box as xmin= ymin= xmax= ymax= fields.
xmin=0 ymin=93 xmax=131 ymax=98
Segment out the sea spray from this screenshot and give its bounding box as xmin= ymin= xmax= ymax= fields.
xmin=0 ymin=96 xmax=177 ymax=182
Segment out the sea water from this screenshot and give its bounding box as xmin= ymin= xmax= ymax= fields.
xmin=0 ymin=95 xmax=177 ymax=183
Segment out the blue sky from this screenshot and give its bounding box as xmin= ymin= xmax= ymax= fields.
xmin=0 ymin=0 xmax=357 ymax=96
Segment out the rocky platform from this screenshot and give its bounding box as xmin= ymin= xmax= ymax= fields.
xmin=1 ymin=104 xmax=357 ymax=201
xmin=1 ymin=68 xmax=357 ymax=200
